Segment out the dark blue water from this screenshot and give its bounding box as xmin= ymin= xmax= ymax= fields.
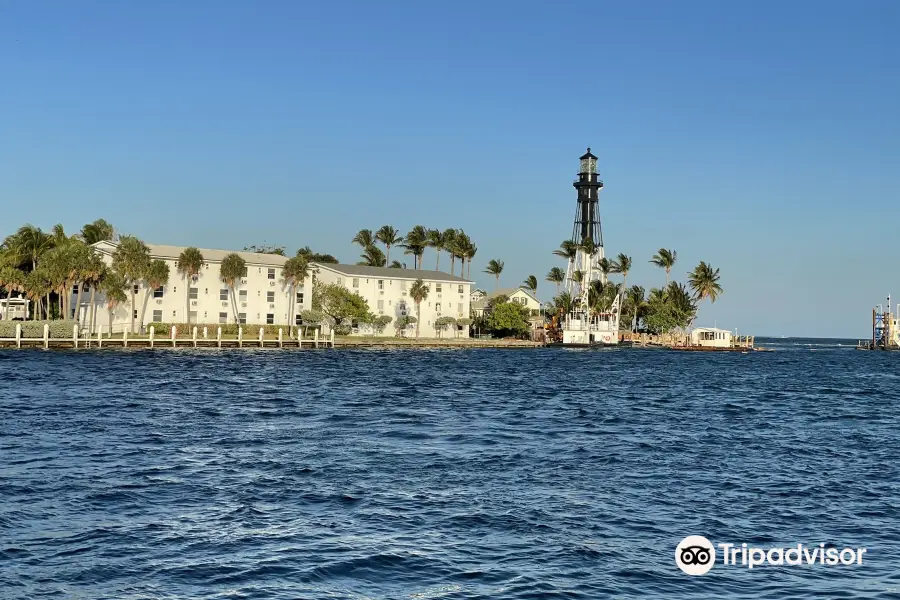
xmin=1 ymin=340 xmax=899 ymax=598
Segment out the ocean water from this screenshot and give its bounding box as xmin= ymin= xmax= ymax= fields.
xmin=1 ymin=341 xmax=898 ymax=599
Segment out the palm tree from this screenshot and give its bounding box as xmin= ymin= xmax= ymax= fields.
xmin=352 ymin=229 xmax=375 ymax=249
xmin=24 ymin=269 xmax=50 ymax=321
xmin=546 ymin=267 xmax=565 ymax=292
xmin=112 ymin=236 xmax=151 ymax=333
xmin=522 ymin=275 xmax=538 ymax=295
xmin=597 ymin=257 xmax=613 ymax=280
xmin=409 ymin=278 xmax=429 ymax=338
xmin=389 ymin=260 xmax=403 ymax=268
xmin=177 ymin=247 xmax=204 ymax=325
xmin=101 ymin=271 xmax=128 ymax=335
xmin=465 ymin=243 xmax=477 ymax=280
xmin=688 ymin=261 xmax=723 ymax=306
xmin=484 ymin=259 xmax=504 ymax=289
xmin=403 ymin=225 xmax=428 ymax=269
xmin=375 ymin=226 xmax=403 ymax=264
xmin=297 ymin=246 xmax=338 ymax=264
xmin=220 ymin=253 xmax=247 ymax=323
xmin=358 ymin=245 xmax=386 ymax=267
xmin=650 ymin=248 xmax=677 ymax=285
xmin=613 ymin=253 xmax=632 ymax=288
xmin=426 ymin=229 xmax=444 ymax=270
xmin=5 ymin=225 xmax=53 ymax=318
xmin=443 ymin=229 xmax=458 ymax=274
xmin=282 ymin=256 xmax=309 ymax=336
xmin=553 ymin=240 xmax=578 ymax=262
xmin=552 ymin=291 xmax=574 ymax=316
xmin=0 ymin=266 xmax=24 ymax=321
xmin=139 ymin=260 xmax=170 ymax=331
xmin=83 ymin=252 xmax=106 ymax=334
xmin=626 ymin=285 xmax=646 ymax=331
xmin=80 ymin=219 xmax=115 ymax=245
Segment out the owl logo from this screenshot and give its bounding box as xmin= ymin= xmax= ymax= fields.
xmin=676 ymin=536 xmax=716 ymax=575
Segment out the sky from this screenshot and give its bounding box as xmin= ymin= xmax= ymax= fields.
xmin=1 ymin=0 xmax=898 ymax=337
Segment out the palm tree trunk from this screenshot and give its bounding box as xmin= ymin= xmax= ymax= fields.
xmin=130 ymin=287 xmax=136 ymax=332
xmin=288 ymin=283 xmax=295 ymax=336
xmin=450 ymin=255 xmax=455 ymax=275
xmin=139 ymin=288 xmax=151 ymax=333
xmin=74 ymin=283 xmax=83 ymax=325
xmin=45 ymin=293 xmax=50 ymax=319
xmin=185 ymin=275 xmax=191 ymax=325
xmin=108 ymin=307 xmax=114 ymax=335
xmin=416 ymin=304 xmax=421 ymax=338
xmin=386 ymin=245 xmax=391 ymax=264
xmin=495 ymin=275 xmax=499 ymax=290
xmin=230 ymin=287 xmax=239 ymax=323
xmin=436 ymin=251 xmax=440 ymax=271
xmin=88 ymin=286 xmax=96 ymax=334
xmin=467 ymin=261 xmax=472 ymax=280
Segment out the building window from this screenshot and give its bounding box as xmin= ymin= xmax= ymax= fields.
xmin=242 ymin=267 xmax=248 ymax=277
xmin=435 ymin=283 xmax=442 ymax=293
xmin=152 ymin=310 xmax=162 ymax=322
xmin=238 ymin=313 xmax=247 ymax=324
xmin=172 ymin=311 xmax=177 ymax=317
xmin=295 ymin=314 xmax=302 ymax=325
xmin=435 ymin=303 xmax=441 ymax=313
xmin=189 ymin=311 xmax=197 ymax=321
xmin=296 ymin=291 xmax=304 ymax=305
xmin=377 ymin=299 xmax=384 ymax=310
xmin=133 ymin=310 xmax=138 ymax=319
xmin=267 ymin=291 xmax=275 ymax=303
xmin=266 ymin=313 xmax=274 ymax=324
xmin=189 ymin=287 xmax=198 ymax=300
xmin=378 ymin=280 xmax=384 ymax=290
xmin=353 ymin=278 xmax=359 ymax=288
xmin=133 ymin=284 xmax=139 ymax=294
xmin=239 ymin=290 xmax=248 ymax=301
xmin=219 ymin=312 xmax=228 ymax=323
xmin=72 ymin=285 xmax=78 ymax=294
xmin=220 ymin=289 xmax=228 ymax=301
xmin=268 ymin=268 xmax=276 ymax=280
xmin=400 ymin=280 xmax=407 ymax=290
xmin=458 ymin=285 xmax=463 ymax=294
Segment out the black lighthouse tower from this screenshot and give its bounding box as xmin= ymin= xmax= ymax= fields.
xmin=571 ymin=147 xmax=604 ymax=248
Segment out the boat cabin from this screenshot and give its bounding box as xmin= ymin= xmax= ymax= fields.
xmin=691 ymin=327 xmax=732 ymax=348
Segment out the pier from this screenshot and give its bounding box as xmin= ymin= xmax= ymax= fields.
xmin=0 ymin=323 xmax=546 ymax=350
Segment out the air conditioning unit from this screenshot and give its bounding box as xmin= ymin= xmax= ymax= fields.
xmin=155 ymin=299 xmax=162 ymax=305
xmin=437 ymin=294 xmax=442 ymax=298
xmin=378 ymin=310 xmax=384 ymax=315
xmin=222 ymin=301 xmax=228 ymax=307
xmin=436 ymin=312 xmax=442 ymax=316
xmin=379 ymin=290 xmax=384 ymax=295
xmin=269 ymin=281 xmax=276 ymax=286
xmin=191 ymin=300 xmax=198 ymax=306
xmin=269 ymin=303 xmax=275 ymax=309
xmin=240 ymin=278 xmax=248 ymax=284
xmin=400 ymin=311 xmax=407 ymax=316
xmin=401 ymin=291 xmax=407 ymax=296
xmin=241 ymin=302 xmax=247 ymax=308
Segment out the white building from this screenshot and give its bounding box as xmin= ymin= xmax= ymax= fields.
xmin=314 ymin=263 xmax=473 ymax=338
xmin=690 ymin=327 xmax=733 ymax=348
xmin=78 ymin=241 xmax=305 ymax=333
xmin=471 ymin=288 xmax=542 ymax=318
xmin=77 ymin=241 xmax=473 ymax=338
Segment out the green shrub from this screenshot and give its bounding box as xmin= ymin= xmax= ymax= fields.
xmin=0 ymin=320 xmax=79 ymax=339
xmin=145 ymin=322 xmax=315 ymax=339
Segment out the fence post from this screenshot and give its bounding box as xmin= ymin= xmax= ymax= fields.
xmin=172 ymin=325 xmax=177 ymax=348
xmin=259 ymin=327 xmax=264 ymax=348
xmin=314 ymin=328 xmax=319 ymax=348
xmin=203 ymin=326 xmax=208 ymax=339
xmin=97 ymin=325 xmax=102 ymax=349
xmin=15 ymin=323 xmax=21 ymax=349
xmin=123 ymin=329 xmax=128 ymax=348
xmin=43 ymin=324 xmax=49 ymax=349
xmin=278 ymin=328 xmax=283 ymax=348
xmin=192 ymin=326 xmax=198 ymax=347
xmin=330 ymin=329 xmax=335 ymax=348
xmin=73 ymin=324 xmax=79 ymax=349
xmin=217 ymin=326 xmax=222 ymax=348
xmin=149 ymin=326 xmax=155 ymax=348
xmin=238 ymin=327 xmax=243 ymax=348
xmin=298 ymin=329 xmax=302 ymax=349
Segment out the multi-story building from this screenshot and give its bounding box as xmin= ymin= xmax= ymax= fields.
xmin=313 ymin=263 xmax=474 ymax=338
xmin=78 ymin=241 xmax=305 ymax=333
xmin=77 ymin=241 xmax=473 ymax=338
xmin=471 ymin=287 xmax=542 ymax=318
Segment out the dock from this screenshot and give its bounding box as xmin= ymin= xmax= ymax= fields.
xmin=0 ymin=323 xmax=545 ymax=350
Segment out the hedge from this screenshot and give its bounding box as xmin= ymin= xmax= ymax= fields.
xmin=0 ymin=320 xmax=79 ymax=339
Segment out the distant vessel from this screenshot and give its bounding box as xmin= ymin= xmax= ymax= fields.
xmin=547 ymin=148 xmax=621 ymax=347
xmin=857 ymin=295 xmax=899 ymax=351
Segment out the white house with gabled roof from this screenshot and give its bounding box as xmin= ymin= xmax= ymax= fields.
xmin=313 ymin=263 xmax=474 ymax=338
xmin=471 ymin=287 xmax=542 ymax=317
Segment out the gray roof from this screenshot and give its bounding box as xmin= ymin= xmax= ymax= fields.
xmin=315 ymin=262 xmax=473 ymax=283
xmin=93 ymin=241 xmax=290 ymax=267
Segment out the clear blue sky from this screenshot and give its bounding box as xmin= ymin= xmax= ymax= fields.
xmin=1 ymin=0 xmax=898 ymax=337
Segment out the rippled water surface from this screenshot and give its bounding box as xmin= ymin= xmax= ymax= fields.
xmin=1 ymin=340 xmax=899 ymax=599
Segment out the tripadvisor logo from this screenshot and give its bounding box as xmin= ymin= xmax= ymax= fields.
xmin=675 ymin=536 xmax=867 ymax=575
